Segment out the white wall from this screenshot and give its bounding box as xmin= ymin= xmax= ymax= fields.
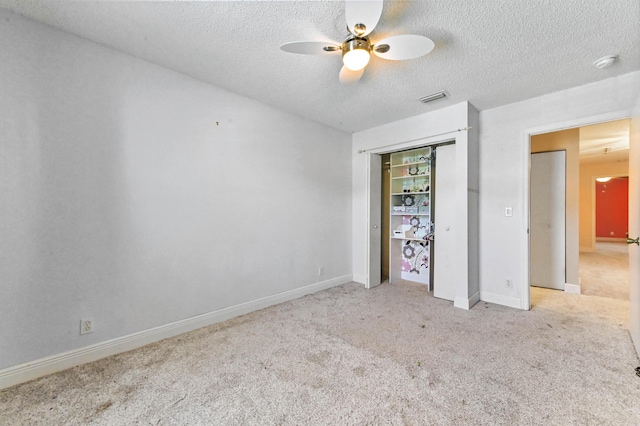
xmin=479 ymin=71 xmax=640 ymax=308
xmin=0 ymin=10 xmax=352 ymax=371
xmin=352 ymin=72 xmax=640 ymax=311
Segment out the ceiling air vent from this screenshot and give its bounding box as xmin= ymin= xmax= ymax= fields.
xmin=418 ymin=90 xmax=448 ymax=104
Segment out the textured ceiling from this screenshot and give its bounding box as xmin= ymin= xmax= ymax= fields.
xmin=579 ymin=119 xmax=630 ymax=164
xmin=1 ymin=0 xmax=639 ymax=132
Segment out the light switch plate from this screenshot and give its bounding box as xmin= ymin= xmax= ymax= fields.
xmin=505 ymin=207 xmax=513 ymax=217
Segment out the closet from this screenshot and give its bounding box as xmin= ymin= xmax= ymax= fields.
xmin=389 ymin=146 xmax=433 ymax=287
xmin=387 ymin=144 xmax=457 ymax=301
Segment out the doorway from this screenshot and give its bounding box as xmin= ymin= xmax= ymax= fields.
xmin=528 ymin=118 xmax=631 ymax=303
xmin=363 ymin=124 xmax=477 ymax=309
xmin=579 ymin=120 xmax=630 ymax=299
xmin=377 ymin=142 xmax=456 ymax=297
xmin=580 ymin=176 xmax=630 ymax=299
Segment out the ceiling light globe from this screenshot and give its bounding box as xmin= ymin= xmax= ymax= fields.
xmin=343 ymin=49 xmax=370 ymax=71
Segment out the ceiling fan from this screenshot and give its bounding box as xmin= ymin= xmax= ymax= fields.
xmin=280 ymin=0 xmax=435 ymax=84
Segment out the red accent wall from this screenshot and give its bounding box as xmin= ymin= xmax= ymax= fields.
xmin=595 ymin=177 xmax=628 ymax=238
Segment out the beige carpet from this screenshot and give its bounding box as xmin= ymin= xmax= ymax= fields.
xmin=1 ymin=281 xmax=639 ymax=425
xmin=580 ymin=242 xmax=629 ymax=300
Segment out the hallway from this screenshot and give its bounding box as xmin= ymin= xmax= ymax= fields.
xmin=580 ymin=242 xmax=629 ymax=300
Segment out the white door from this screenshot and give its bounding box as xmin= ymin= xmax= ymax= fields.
xmin=629 ymin=114 xmax=639 ymax=355
xmin=367 ymin=153 xmax=382 ymax=288
xmin=433 ymin=144 xmax=457 ymax=301
xmin=531 ymin=151 xmax=566 ymax=290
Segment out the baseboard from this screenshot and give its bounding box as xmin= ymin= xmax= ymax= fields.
xmin=579 ymin=246 xmax=595 ymax=253
xmin=454 ymin=291 xmax=480 ymax=310
xmin=352 ymin=274 xmax=366 ymax=284
xmin=479 ymin=291 xmax=523 ymax=310
xmin=0 ymin=274 xmax=352 ymax=390
xmin=564 ymin=283 xmax=581 ymax=294
xmin=596 ymin=237 xmax=626 ymax=242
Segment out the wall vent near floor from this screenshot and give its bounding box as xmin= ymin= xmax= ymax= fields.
xmin=418 ymin=90 xmax=448 ymax=104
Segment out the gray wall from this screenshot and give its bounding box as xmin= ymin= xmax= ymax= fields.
xmin=0 ymin=11 xmax=352 ymax=369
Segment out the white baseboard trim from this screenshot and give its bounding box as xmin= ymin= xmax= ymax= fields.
xmin=479 ymin=291 xmax=523 ymax=310
xmin=352 ymin=274 xmax=366 ymax=284
xmin=596 ymin=237 xmax=626 ymax=242
xmin=454 ymin=291 xmax=481 ymax=310
xmin=0 ymin=274 xmax=352 ymax=390
xmin=564 ymin=283 xmax=581 ymax=294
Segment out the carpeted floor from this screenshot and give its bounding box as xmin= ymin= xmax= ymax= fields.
xmin=580 ymin=242 xmax=629 ymax=300
xmin=1 ymin=280 xmax=639 ymax=425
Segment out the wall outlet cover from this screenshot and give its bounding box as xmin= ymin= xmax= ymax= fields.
xmin=80 ymin=318 xmax=94 ymax=335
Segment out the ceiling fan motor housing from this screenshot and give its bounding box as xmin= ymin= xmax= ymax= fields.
xmin=342 ymin=36 xmax=371 ymax=55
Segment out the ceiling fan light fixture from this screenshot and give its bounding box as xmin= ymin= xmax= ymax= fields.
xmin=342 ymin=37 xmax=371 ymax=71
xmin=343 ymin=49 xmax=370 ymax=71
xmin=282 ymin=1 xmax=436 ymax=84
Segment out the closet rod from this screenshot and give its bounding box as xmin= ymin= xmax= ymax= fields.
xmin=357 ymin=126 xmax=471 ymax=154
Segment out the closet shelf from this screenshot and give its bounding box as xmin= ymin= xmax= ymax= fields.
xmin=391 ymin=192 xmax=429 ymax=195
xmin=391 ymin=175 xmax=429 ymax=180
xmin=391 ymin=237 xmax=430 ymax=242
xmin=391 ymin=160 xmax=428 ymax=168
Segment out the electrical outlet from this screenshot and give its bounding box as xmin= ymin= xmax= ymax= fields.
xmin=506 ymin=279 xmax=512 ymax=288
xmin=80 ymin=318 xmax=94 ymax=335
xmin=318 ymin=266 xmax=324 ymax=276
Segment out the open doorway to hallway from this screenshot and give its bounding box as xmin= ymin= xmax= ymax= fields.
xmin=529 ymin=118 xmax=630 ymax=301
xmin=579 ymin=120 xmax=630 ymax=299
xmin=580 ymin=241 xmax=629 ymax=300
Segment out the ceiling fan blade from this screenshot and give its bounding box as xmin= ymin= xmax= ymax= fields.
xmin=280 ymin=41 xmax=341 ymax=55
xmin=339 ymin=66 xmax=364 ymax=85
xmin=346 ymin=0 xmax=383 ymax=36
xmin=373 ymin=35 xmax=435 ymax=60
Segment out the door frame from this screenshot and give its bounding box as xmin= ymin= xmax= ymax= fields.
xmin=523 ymin=110 xmax=632 ymax=309
xmin=366 ymin=137 xmax=457 ymax=290
xmin=366 ymin=153 xmax=382 ymax=289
